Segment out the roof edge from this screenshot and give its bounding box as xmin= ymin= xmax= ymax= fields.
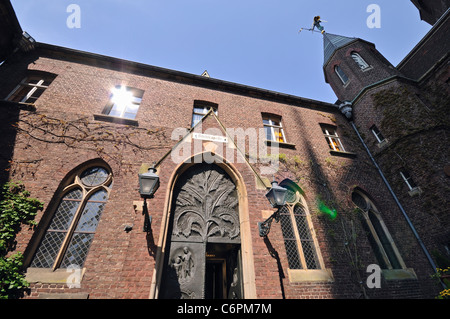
xmin=35 ymin=42 xmax=338 ymax=112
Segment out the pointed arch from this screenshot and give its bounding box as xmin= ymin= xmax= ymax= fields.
xmin=26 ymin=159 xmax=113 ymax=270
xmin=150 ymin=152 xmax=256 ymax=299
xmin=351 ymin=188 xmax=405 ymax=270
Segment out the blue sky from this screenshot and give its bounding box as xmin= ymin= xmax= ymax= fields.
xmin=11 ymin=0 xmax=431 ymax=103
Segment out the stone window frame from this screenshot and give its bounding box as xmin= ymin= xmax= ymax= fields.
xmin=279 ymin=180 xmax=334 ymax=283
xmin=26 ymin=164 xmax=113 ymax=284
xmin=351 ymin=189 xmax=417 ymax=280
xmin=350 ymin=51 xmax=371 ymax=70
xmin=334 ymin=65 xmax=349 ymax=85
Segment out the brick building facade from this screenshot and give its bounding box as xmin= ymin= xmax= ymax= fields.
xmin=0 ymin=1 xmax=448 ymax=299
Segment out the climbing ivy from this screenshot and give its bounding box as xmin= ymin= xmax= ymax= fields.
xmin=0 ymin=182 xmax=43 ymax=299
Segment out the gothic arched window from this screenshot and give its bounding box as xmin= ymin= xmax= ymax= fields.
xmin=335 ymin=65 xmax=349 ymax=85
xmin=352 ymin=190 xmax=404 ymax=270
xmin=30 ymin=166 xmax=113 ymax=270
xmin=351 ymin=52 xmax=370 ymax=70
xmin=279 ymin=182 xmax=323 ymax=270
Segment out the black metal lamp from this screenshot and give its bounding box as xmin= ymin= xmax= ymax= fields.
xmin=265 ymin=180 xmax=288 ymax=208
xmin=139 ymin=166 xmax=160 ymax=199
xmin=138 ymin=165 xmax=160 ymax=232
xmin=258 ymin=179 xmax=287 ymax=237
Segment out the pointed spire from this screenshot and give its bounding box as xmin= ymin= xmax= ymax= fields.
xmin=323 ymin=33 xmax=357 ymax=66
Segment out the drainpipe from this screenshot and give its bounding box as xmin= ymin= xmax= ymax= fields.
xmin=349 ymin=120 xmax=440 ymax=277
xmin=335 ymin=101 xmax=439 ymax=277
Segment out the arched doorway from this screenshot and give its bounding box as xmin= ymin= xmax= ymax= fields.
xmin=159 ymin=163 xmax=244 ymax=299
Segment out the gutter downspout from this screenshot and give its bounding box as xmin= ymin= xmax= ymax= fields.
xmin=349 ymin=120 xmax=441 ymax=283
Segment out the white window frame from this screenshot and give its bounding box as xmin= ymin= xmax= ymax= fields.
xmin=191 ymin=104 xmax=218 ymax=127
xmin=6 ymin=76 xmax=52 ymax=104
xmin=399 ymin=170 xmax=417 ymax=191
xmin=104 ymin=86 xmax=143 ymax=120
xmin=370 ymin=125 xmax=386 ymax=144
xmin=263 ymin=116 xmax=286 ymax=143
xmin=322 ymin=126 xmax=345 ymax=152
xmin=351 ymin=52 xmax=370 ymax=70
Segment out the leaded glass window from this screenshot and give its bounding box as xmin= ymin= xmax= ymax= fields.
xmin=279 ymin=181 xmax=322 ymax=270
xmin=30 ymin=166 xmax=112 ymax=270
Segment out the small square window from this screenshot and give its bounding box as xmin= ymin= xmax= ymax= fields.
xmin=399 ymin=169 xmax=418 ymax=191
xmin=103 ymin=86 xmax=143 ymax=120
xmin=263 ymin=115 xmax=286 ymax=143
xmin=370 ymin=125 xmax=386 ymax=144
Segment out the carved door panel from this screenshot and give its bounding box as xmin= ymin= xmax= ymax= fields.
xmin=160 ymin=164 xmax=241 ymax=299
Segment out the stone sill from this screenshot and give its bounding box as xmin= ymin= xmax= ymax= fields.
xmin=38 ymin=293 xmax=89 ymax=299
xmin=265 ymin=140 xmax=296 ymax=149
xmin=94 ymin=114 xmax=139 ymax=126
xmin=408 ymin=187 xmax=423 ymax=197
xmin=287 ymin=268 xmax=334 ymax=283
xmin=377 ymin=139 xmax=388 ymax=149
xmin=382 ymin=268 xmax=417 ymax=281
xmin=26 ymin=267 xmax=86 ymax=285
xmin=329 ymin=150 xmax=357 ymax=158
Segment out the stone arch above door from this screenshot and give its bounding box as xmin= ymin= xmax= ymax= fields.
xmin=150 ymin=156 xmax=257 ymax=299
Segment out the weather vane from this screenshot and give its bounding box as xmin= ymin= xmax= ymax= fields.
xmin=299 ymin=16 xmax=327 ymax=34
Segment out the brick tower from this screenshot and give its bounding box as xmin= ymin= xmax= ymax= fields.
xmin=321 ymin=12 xmax=450 ymax=278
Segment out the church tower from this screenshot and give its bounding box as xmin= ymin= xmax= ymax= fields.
xmin=321 ymin=25 xmax=450 ymax=277
xmin=323 ymin=32 xmax=401 ymax=104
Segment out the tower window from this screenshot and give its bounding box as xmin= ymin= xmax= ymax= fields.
xmin=399 ymin=169 xmax=418 ymax=191
xmin=334 ymin=65 xmax=349 ymax=85
xmin=370 ymin=125 xmax=386 ymax=143
xmin=351 ymin=52 xmax=370 ymax=70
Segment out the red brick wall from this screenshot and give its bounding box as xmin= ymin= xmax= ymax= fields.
xmin=0 ymin=47 xmax=441 ymax=299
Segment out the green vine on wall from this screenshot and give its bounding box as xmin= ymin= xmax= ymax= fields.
xmin=0 ymin=182 xmax=43 ymax=299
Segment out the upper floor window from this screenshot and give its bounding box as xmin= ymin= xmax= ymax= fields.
xmin=370 ymin=125 xmax=386 ymax=144
xmin=191 ymin=101 xmax=218 ymax=127
xmin=30 ymin=165 xmax=113 ymax=270
xmin=5 ymin=73 xmax=56 ymax=104
xmin=263 ymin=114 xmax=286 ymax=143
xmin=103 ymin=86 xmax=144 ymax=120
xmin=334 ymin=65 xmax=349 ymax=85
xmin=351 ymin=52 xmax=370 ymax=70
xmin=352 ymin=190 xmax=404 ymax=270
xmin=322 ymin=125 xmax=345 ymax=152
